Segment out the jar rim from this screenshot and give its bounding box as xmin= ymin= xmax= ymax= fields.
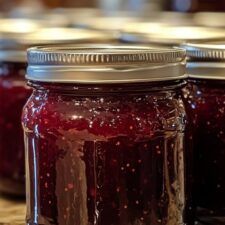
xmin=26 ymin=44 xmax=187 ymax=84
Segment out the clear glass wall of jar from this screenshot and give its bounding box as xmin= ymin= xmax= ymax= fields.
xmin=22 ymin=45 xmax=191 ymax=225
xmin=183 ymin=42 xmax=225 ymax=224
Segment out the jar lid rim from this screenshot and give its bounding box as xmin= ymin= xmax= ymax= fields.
xmin=27 ymin=44 xmax=186 ymax=66
xmin=26 ymin=44 xmax=186 ymax=84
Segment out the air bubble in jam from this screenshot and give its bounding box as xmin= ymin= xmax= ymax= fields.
xmin=22 ymin=82 xmax=188 ymax=225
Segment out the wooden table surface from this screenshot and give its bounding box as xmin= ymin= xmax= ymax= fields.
xmin=0 ymin=196 xmax=25 ymax=225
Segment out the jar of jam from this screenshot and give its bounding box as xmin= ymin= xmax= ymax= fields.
xmin=22 ymin=45 xmax=190 ymax=225
xmin=0 ymin=19 xmax=42 ymax=196
xmin=0 ymin=21 xmax=116 ymax=197
xmin=0 ymin=54 xmax=30 ymax=196
xmin=183 ymin=42 xmax=225 ymax=224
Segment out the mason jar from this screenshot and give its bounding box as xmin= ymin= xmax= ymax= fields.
xmin=0 ymin=48 xmax=30 ymax=196
xmin=183 ymin=42 xmax=225 ymax=224
xmin=22 ymin=44 xmax=191 ymax=225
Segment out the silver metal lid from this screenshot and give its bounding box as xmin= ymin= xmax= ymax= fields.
xmin=120 ymin=26 xmax=225 ymax=46
xmin=184 ymin=42 xmax=225 ymax=80
xmin=27 ymin=44 xmax=186 ymax=84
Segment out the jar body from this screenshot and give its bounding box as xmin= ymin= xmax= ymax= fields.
xmin=22 ymin=81 xmax=189 ymax=225
xmin=184 ymin=78 xmax=225 ymax=224
xmin=0 ymin=62 xmax=31 ymax=196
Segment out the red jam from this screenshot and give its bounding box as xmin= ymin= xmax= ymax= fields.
xmin=0 ymin=62 xmax=31 ymax=196
xmin=184 ymin=78 xmax=225 ymax=223
xmin=22 ymin=81 xmax=189 ymax=225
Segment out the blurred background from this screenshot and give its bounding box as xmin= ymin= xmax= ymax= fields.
xmin=0 ymin=0 xmax=223 ymax=37
xmin=0 ymin=0 xmax=224 ymax=223
xmin=0 ymin=0 xmax=224 ymax=15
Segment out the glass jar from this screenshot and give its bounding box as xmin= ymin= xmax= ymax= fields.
xmin=0 ymin=19 xmax=36 ymax=196
xmin=0 ymin=60 xmax=31 ymax=196
xmin=22 ymin=45 xmax=191 ymax=225
xmin=0 ymin=19 xmax=49 ymax=197
xmin=183 ymin=42 xmax=225 ymax=224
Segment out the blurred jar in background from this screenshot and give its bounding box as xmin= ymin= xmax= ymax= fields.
xmin=0 ymin=20 xmax=116 ymax=197
xmin=183 ymin=42 xmax=225 ymax=225
xmin=0 ymin=60 xmax=29 ymax=196
xmin=163 ymin=0 xmax=225 ymax=12
xmin=0 ymin=19 xmax=36 ymax=197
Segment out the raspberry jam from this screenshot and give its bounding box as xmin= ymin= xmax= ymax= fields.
xmin=22 ymin=45 xmax=189 ymax=225
xmin=0 ymin=61 xmax=31 ymax=196
xmin=183 ymin=43 xmax=225 ymax=224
